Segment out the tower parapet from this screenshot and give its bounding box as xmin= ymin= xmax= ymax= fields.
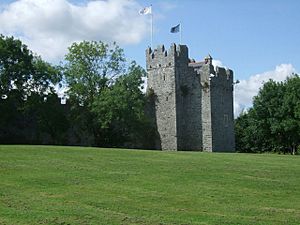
xmin=146 ymin=44 xmax=189 ymax=70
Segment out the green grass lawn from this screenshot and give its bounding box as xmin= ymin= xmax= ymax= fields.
xmin=0 ymin=145 xmax=299 ymax=225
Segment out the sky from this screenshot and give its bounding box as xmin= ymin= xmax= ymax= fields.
xmin=0 ymin=0 xmax=299 ymax=116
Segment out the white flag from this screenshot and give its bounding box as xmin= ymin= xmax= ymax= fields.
xmin=139 ymin=6 xmax=152 ymax=15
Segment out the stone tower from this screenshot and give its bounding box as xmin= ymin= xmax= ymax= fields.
xmin=146 ymin=44 xmax=235 ymax=152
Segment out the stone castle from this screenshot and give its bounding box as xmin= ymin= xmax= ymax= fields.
xmin=146 ymin=44 xmax=235 ymax=152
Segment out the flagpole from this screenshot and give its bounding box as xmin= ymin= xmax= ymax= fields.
xmin=139 ymin=5 xmax=153 ymax=48
xmin=150 ymin=5 xmax=153 ymax=48
xmin=180 ymin=22 xmax=182 ymax=44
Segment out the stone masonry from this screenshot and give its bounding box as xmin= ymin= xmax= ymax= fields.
xmin=146 ymin=44 xmax=235 ymax=152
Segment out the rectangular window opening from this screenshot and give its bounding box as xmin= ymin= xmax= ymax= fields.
xmin=224 ymin=114 xmax=229 ymax=127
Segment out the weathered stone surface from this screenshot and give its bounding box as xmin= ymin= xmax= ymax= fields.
xmin=146 ymin=44 xmax=235 ymax=152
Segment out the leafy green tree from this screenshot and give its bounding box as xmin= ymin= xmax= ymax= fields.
xmin=63 ymin=40 xmax=125 ymax=107
xmin=63 ymin=41 xmax=125 ymax=145
xmin=28 ymin=56 xmax=61 ymax=96
xmin=63 ymin=41 xmax=151 ymax=148
xmin=281 ymin=75 xmax=300 ymax=154
xmin=63 ymin=41 xmax=126 ymax=146
xmin=0 ymin=34 xmax=64 ymax=144
xmin=235 ymin=111 xmax=254 ymax=152
xmin=0 ymin=35 xmax=34 ymax=96
xmin=235 ymin=75 xmax=300 ymax=154
xmin=92 ymin=62 xmax=148 ymax=146
xmin=252 ymin=80 xmax=285 ymax=152
xmin=0 ymin=35 xmax=60 ymax=98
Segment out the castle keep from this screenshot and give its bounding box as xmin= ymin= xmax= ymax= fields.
xmin=146 ymin=44 xmax=235 ymax=152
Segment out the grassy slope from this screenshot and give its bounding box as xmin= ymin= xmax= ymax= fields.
xmin=0 ymin=145 xmax=299 ymax=225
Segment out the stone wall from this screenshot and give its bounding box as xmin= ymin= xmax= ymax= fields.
xmin=210 ymin=67 xmax=235 ymax=152
xmin=176 ymin=58 xmax=202 ymax=151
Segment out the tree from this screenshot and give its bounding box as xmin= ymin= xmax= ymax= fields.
xmin=0 ymin=35 xmax=59 ymax=98
xmin=252 ymin=80 xmax=285 ymax=152
xmin=0 ymin=34 xmax=64 ymax=144
xmin=63 ymin=40 xmax=125 ymax=107
xmin=28 ymin=56 xmax=61 ymax=96
xmin=235 ymin=111 xmax=254 ymax=152
xmin=0 ymin=35 xmax=34 ymax=97
xmin=281 ymin=75 xmax=300 ymax=154
xmin=63 ymin=41 xmax=126 ymax=146
xmin=235 ymin=75 xmax=300 ymax=154
xmin=63 ymin=40 xmax=150 ymax=148
xmin=92 ymin=62 xmax=148 ymax=147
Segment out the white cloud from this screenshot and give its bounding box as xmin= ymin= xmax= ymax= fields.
xmin=234 ymin=64 xmax=296 ymax=116
xmin=0 ymin=0 xmax=148 ymax=62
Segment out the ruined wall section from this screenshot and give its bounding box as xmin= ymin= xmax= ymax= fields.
xmin=146 ymin=44 xmax=178 ymax=150
xmin=210 ymin=67 xmax=235 ymax=152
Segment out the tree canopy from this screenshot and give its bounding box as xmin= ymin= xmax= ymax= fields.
xmin=235 ymin=74 xmax=300 ymax=154
xmin=62 ymin=40 xmax=151 ymax=148
xmin=0 ymin=35 xmax=60 ymax=98
xmin=0 ymin=35 xmax=63 ymax=144
xmin=63 ymin=41 xmax=125 ymax=107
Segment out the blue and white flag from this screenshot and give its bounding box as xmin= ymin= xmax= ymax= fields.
xmin=170 ymin=24 xmax=180 ymax=33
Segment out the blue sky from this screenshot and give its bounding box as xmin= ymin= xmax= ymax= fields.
xmin=0 ymin=0 xmax=299 ymax=114
xmin=129 ymin=0 xmax=300 ymax=77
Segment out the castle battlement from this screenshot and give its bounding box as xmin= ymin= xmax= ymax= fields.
xmin=146 ymin=44 xmax=188 ymax=70
xmin=214 ymin=66 xmax=233 ymax=80
xmin=146 ymin=44 xmax=235 ymax=152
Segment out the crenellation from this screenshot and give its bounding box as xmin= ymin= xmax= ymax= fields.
xmin=226 ymin=69 xmax=233 ymax=80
